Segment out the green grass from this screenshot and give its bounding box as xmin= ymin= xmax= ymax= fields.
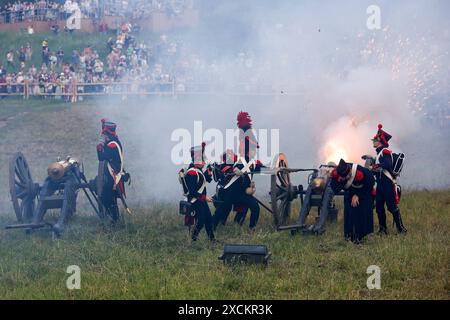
xmin=0 ymin=99 xmax=449 ymax=299
xmin=0 ymin=191 xmax=449 ymax=299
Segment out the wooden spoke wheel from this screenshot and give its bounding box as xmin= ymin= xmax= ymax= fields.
xmin=270 ymin=153 xmax=297 ymax=227
xmin=9 ymin=152 xmax=38 ymax=223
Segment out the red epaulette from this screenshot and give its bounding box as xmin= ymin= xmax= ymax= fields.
xmin=107 ymin=142 xmax=118 ymax=148
xmin=354 ymin=170 xmax=364 ymax=182
xmin=186 ymin=169 xmax=198 ymax=176
xmin=331 ymin=169 xmax=339 ymax=179
xmin=383 ymin=149 xmax=392 ymax=155
xmin=256 ymin=160 xmax=263 ymax=166
xmin=221 ymin=165 xmax=232 ymax=173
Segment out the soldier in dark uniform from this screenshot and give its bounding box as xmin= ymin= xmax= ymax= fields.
xmin=184 ymin=143 xmax=216 ymax=242
xmin=96 ymin=119 xmax=127 ymax=222
xmin=212 ymin=149 xmax=249 ymax=227
xmin=371 ymin=124 xmax=407 ymax=234
xmin=330 ymin=159 xmax=375 ymax=243
xmin=213 ymin=112 xmax=263 ymax=231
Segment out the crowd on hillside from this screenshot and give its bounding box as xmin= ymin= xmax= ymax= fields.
xmin=0 ymin=0 xmax=195 ymax=23
xmin=0 ymin=22 xmax=178 ymax=99
xmin=105 ymin=0 xmax=194 ymax=19
xmin=0 ymin=0 xmax=100 ymax=23
xmin=0 ymin=13 xmax=275 ymax=99
xmin=0 ymin=8 xmax=447 ymax=128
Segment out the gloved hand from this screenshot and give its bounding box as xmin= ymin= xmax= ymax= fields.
xmin=371 ymin=164 xmax=382 ymax=172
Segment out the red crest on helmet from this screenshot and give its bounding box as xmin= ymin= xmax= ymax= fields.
xmin=237 ymin=111 xmax=252 ymax=130
xmin=372 ymin=123 xmax=392 ymax=147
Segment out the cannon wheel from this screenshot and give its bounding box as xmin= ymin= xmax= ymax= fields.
xmin=9 ymin=152 xmax=38 ymax=223
xmin=270 ymin=153 xmax=292 ymax=227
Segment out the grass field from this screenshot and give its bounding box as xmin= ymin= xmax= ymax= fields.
xmin=0 ymin=98 xmax=449 ymax=299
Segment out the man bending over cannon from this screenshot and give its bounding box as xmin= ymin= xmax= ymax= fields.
xmin=330 ymin=159 xmax=375 ymax=243
xmin=96 ymin=119 xmax=130 ymax=222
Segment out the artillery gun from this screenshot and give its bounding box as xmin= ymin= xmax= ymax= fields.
xmin=224 ymin=154 xmax=343 ymax=234
xmin=277 ymin=163 xmax=344 ymax=235
xmin=6 ymin=152 xmax=114 ymax=236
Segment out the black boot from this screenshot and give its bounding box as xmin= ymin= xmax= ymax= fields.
xmin=377 ymin=226 xmax=388 ymax=235
xmin=191 ymin=227 xmax=200 ymax=242
xmin=377 ymin=210 xmax=388 ymax=235
xmin=392 ymin=209 xmax=407 ymax=234
xmin=206 ymin=228 xmax=215 ymax=242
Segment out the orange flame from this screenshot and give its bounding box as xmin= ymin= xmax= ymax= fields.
xmin=323 ymin=140 xmax=349 ymax=163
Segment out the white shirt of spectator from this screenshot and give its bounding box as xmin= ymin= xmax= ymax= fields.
xmin=64 ymin=0 xmax=73 ymax=13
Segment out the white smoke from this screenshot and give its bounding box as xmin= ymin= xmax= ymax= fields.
xmin=91 ymin=0 xmax=450 ymax=206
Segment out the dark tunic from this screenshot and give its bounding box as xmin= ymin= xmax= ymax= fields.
xmin=213 ymin=158 xmax=263 ymax=229
xmin=374 ymin=147 xmax=399 ymax=214
xmin=184 ymin=164 xmax=215 ymax=241
xmin=96 ymin=136 xmax=124 ymax=220
xmin=331 ymin=165 xmax=375 ymax=243
xmin=373 ymin=147 xmax=406 ymax=232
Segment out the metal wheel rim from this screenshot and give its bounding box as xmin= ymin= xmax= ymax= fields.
xmin=9 ymin=152 xmax=36 ymax=222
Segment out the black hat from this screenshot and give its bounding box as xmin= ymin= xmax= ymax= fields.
xmin=191 ymin=142 xmax=206 ymax=163
xmin=336 ymin=159 xmax=350 ymax=177
xmin=101 ymin=118 xmax=117 ymax=137
xmin=372 ymin=124 xmax=392 ymax=147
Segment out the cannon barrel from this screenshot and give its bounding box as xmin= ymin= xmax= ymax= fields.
xmin=47 ymin=157 xmax=81 ymax=181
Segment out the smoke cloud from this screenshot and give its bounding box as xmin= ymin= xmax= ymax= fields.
xmin=92 ymin=0 xmax=450 ymax=205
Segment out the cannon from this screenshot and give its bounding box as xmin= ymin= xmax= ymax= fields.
xmin=214 ymin=153 xmax=316 ymax=229
xmin=6 ymin=152 xmax=115 ymax=236
xmin=277 ymin=163 xmax=344 ymax=235
xmin=228 ymin=154 xmax=343 ymax=233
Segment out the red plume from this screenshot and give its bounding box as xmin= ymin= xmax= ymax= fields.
xmin=237 ymin=111 xmax=252 ymax=130
xmin=378 ymin=124 xmax=383 ymax=129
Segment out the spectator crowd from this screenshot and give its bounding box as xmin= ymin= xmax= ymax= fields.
xmin=0 ymin=0 xmax=194 ymax=24
xmin=0 ymin=2 xmax=447 ymax=130
xmin=0 ymin=21 xmax=177 ymax=100
xmin=0 ymin=11 xmax=276 ymax=101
